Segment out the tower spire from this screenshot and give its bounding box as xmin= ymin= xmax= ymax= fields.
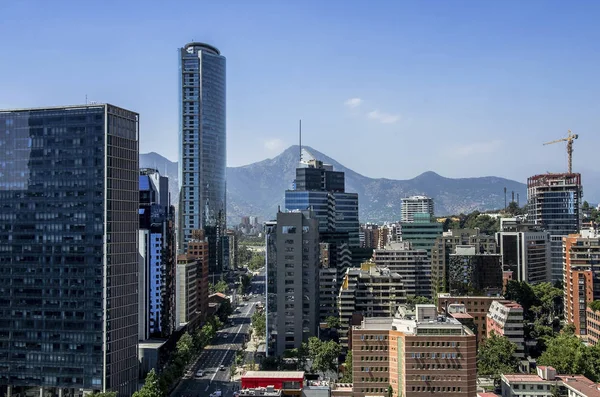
xmin=299 ymin=119 xmax=302 ymax=163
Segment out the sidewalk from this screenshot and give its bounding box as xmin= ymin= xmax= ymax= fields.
xmin=231 ymin=335 xmax=263 ymax=382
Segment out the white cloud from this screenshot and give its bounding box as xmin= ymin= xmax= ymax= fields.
xmin=367 ymin=110 xmax=400 ymax=124
xmin=264 ymin=138 xmax=285 ymax=153
xmin=344 ymin=97 xmax=363 ymax=108
xmin=454 ymin=140 xmax=503 ymax=156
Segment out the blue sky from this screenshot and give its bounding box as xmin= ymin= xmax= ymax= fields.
xmin=1 ymin=0 xmax=599 ymax=185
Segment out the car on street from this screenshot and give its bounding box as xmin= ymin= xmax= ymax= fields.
xmin=210 ymin=391 xmax=222 ymax=397
xmin=219 ymin=364 xmax=225 ymax=371
xmin=195 ymin=370 xmax=204 ymax=378
xmin=223 ymin=333 xmax=229 ymax=339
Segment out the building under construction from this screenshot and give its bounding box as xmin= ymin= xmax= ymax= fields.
xmin=527 ymin=173 xmax=583 ymax=283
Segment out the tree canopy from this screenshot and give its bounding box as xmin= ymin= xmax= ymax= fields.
xmin=92 ymin=393 xmax=117 ymax=397
xmin=133 ymin=369 xmax=163 ymax=397
xmin=325 ymin=316 xmax=341 ymax=329
xmin=589 ymin=300 xmax=600 ymax=313
xmin=210 ymin=280 xmax=229 ymax=294
xmin=308 ymin=337 xmax=341 ymax=374
xmin=538 ymin=331 xmax=600 ymax=382
xmin=340 ymin=351 xmax=353 ymax=383
xmin=252 ymin=311 xmax=266 ymax=339
xmin=476 ymin=333 xmax=520 ymax=384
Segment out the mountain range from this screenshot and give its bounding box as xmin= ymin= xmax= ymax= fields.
xmin=140 ymin=145 xmax=528 ymax=224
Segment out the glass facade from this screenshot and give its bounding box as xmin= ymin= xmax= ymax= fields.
xmin=0 ymin=105 xmax=139 ymax=396
xmin=178 ymin=42 xmax=227 ymax=274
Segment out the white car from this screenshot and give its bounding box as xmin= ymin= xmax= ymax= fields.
xmin=210 ymin=391 xmax=222 ymax=397
xmin=195 ymin=370 xmax=204 ymax=378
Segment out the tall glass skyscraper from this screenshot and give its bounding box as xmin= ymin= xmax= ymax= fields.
xmin=285 ymin=159 xmax=359 ymax=246
xmin=527 ymin=173 xmax=583 ymax=283
xmin=178 ymin=42 xmax=227 ymax=274
xmin=0 ymin=104 xmax=139 ymax=397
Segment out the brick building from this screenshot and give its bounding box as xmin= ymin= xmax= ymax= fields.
xmin=351 ymin=305 xmax=477 ymax=397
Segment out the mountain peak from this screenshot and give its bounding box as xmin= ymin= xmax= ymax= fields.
xmin=141 ymin=147 xmax=528 ymax=224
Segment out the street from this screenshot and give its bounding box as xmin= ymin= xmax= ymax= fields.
xmin=172 ymin=271 xmax=265 ymax=397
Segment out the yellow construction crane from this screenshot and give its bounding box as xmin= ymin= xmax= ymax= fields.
xmin=543 ymin=130 xmax=579 ymax=173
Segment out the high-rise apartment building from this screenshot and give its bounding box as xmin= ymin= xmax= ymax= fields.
xmin=318 ymin=232 xmax=352 ymax=322
xmin=401 ymin=195 xmax=434 ymax=223
xmin=178 ymin=42 xmax=227 ymax=274
xmin=351 ymin=305 xmax=477 ymax=397
xmin=175 ymin=255 xmax=198 ymax=327
xmin=400 ymin=213 xmax=443 ymax=257
xmin=285 ymin=158 xmax=359 ymax=247
xmin=373 ymin=242 xmax=431 ymax=298
xmin=563 ymin=230 xmax=600 ymax=337
xmin=496 ymin=218 xmax=551 ymax=284
xmin=266 ymin=210 xmax=320 ymax=356
xmin=527 ymin=173 xmax=583 ymax=283
xmin=431 ymin=229 xmax=497 ymax=295
xmin=0 ymin=104 xmax=139 ymax=396
xmin=138 ymin=169 xmax=176 ymax=339
xmin=486 ymin=300 xmax=525 ymax=358
xmin=338 ymin=264 xmax=407 ymax=347
xmin=186 ymin=229 xmax=210 ymax=323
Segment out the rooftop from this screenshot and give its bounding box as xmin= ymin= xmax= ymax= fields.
xmin=451 ymin=312 xmax=474 ymax=319
xmin=243 ymin=371 xmax=305 ymax=379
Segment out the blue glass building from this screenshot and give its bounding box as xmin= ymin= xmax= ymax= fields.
xmin=527 ymin=173 xmax=583 ymax=282
xmin=139 ymin=169 xmax=176 ymax=339
xmin=0 ymin=104 xmax=139 ymax=396
xmin=178 ymin=42 xmax=227 ymax=274
xmin=284 ymin=159 xmax=359 ymax=246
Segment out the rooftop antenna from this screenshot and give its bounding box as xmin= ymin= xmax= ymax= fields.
xmin=299 ymin=119 xmax=302 ymax=163
xmin=85 ymin=94 xmax=88 ymax=105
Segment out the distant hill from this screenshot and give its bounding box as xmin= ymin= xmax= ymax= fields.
xmin=141 ymin=146 xmax=527 ymax=224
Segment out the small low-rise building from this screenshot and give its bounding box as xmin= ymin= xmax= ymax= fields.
xmin=487 ymin=301 xmax=525 ymax=358
xmin=241 ymin=371 xmax=304 ymax=396
xmin=501 ymin=366 xmax=600 ymax=397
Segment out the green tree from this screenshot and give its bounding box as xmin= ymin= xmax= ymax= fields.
xmin=505 ymin=280 xmax=537 ymax=314
xmin=252 ymin=311 xmax=266 ymax=339
xmin=308 ymin=337 xmax=341 ymax=374
xmin=406 ymin=296 xmax=433 ymax=306
xmin=531 ymin=282 xmax=562 ymax=323
xmin=325 ymin=316 xmax=341 ymax=329
xmin=589 ymin=300 xmax=600 ymax=313
xmin=217 ymin=299 xmax=234 ymax=323
xmin=248 ymin=252 xmax=265 ymax=271
xmin=210 ymin=280 xmax=229 ymax=294
xmin=133 ymin=369 xmax=163 ymax=397
xmin=92 ymin=393 xmax=117 ymax=397
xmin=477 ymin=333 xmax=520 ymax=385
xmin=538 ymin=331 xmax=600 ymax=381
xmin=340 ymin=351 xmax=353 ymax=383
xmin=583 ymin=201 xmax=590 ymax=210
xmin=387 ymin=385 xmax=394 ymax=397
xmin=176 ymin=332 xmax=194 ymax=363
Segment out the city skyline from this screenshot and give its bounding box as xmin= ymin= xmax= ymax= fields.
xmin=1 ymin=1 xmax=599 ymax=184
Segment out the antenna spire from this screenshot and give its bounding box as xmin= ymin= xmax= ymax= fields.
xmin=299 ymin=119 xmax=302 ymax=163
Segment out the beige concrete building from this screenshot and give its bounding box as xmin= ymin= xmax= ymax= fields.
xmin=438 ymin=294 xmax=503 ymax=343
xmin=338 ymin=264 xmax=407 ymax=348
xmin=351 ymin=305 xmax=477 ymax=397
xmin=373 ymin=242 xmax=431 ymax=298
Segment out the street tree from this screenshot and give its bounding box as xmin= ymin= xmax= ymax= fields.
xmin=252 ymin=311 xmax=266 ymax=339
xmin=340 ymin=351 xmax=353 ymax=382
xmin=176 ymin=332 xmax=194 ymax=363
xmin=133 ymin=369 xmax=163 ymax=397
xmin=210 ymin=280 xmax=228 ymax=294
xmin=477 ymin=333 xmax=520 ymax=385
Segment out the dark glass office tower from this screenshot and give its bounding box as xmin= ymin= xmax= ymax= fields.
xmin=285 ymin=159 xmax=359 ymax=246
xmin=178 ymin=42 xmax=227 ymax=275
xmin=0 ymin=104 xmax=139 ymax=397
